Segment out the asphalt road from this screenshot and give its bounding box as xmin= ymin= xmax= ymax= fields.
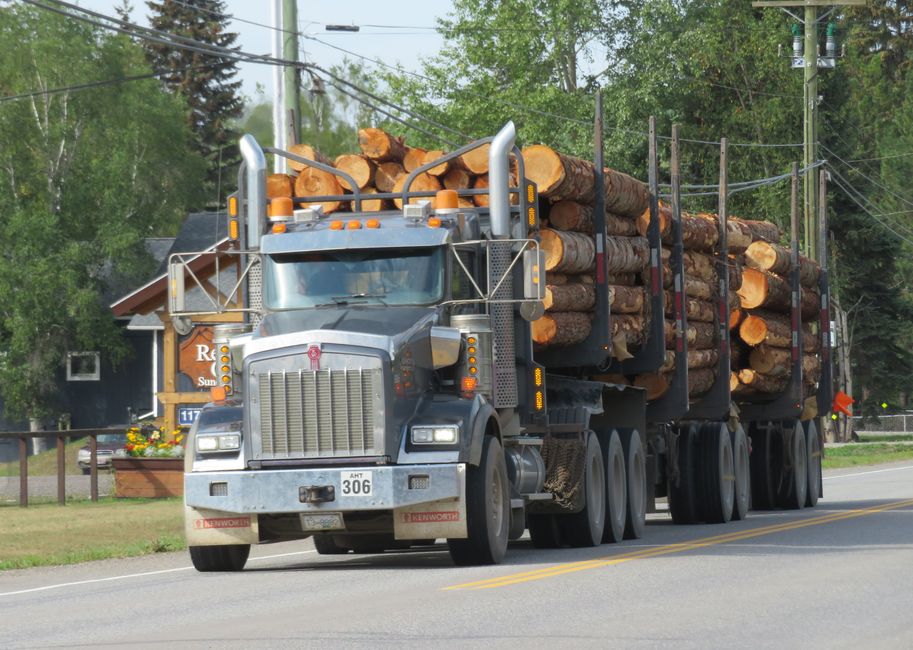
xmin=2 ymin=462 xmax=912 ymax=649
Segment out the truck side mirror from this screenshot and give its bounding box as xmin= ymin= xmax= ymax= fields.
xmin=169 ymin=262 xmax=186 ymax=314
xmin=520 ymin=248 xmax=546 ymax=321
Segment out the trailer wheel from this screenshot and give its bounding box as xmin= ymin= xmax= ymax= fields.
xmin=619 ymin=429 xmax=647 ymax=540
xmin=602 ymin=429 xmax=628 ymax=543
xmin=748 ymin=422 xmax=778 ymax=510
xmin=805 ymin=420 xmax=821 ymax=507
xmin=778 ymin=421 xmax=807 ymax=510
xmin=699 ymin=422 xmax=734 ymax=524
xmin=447 ymin=435 xmax=509 ymax=565
xmin=560 ymin=431 xmax=606 ymax=547
xmin=668 ymin=424 xmax=700 ymax=525
xmin=730 ymin=424 xmax=750 ymax=521
xmin=188 ymin=544 xmax=250 ymax=572
xmin=527 ymin=513 xmax=562 ymax=548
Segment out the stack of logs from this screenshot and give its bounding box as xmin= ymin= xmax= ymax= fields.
xmin=265 ymin=128 xmax=500 ymax=212
xmin=522 ymin=145 xmax=651 ymax=351
xmin=731 ymin=237 xmax=822 ymax=402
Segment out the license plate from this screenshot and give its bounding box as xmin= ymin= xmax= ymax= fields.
xmin=340 ymin=470 xmax=373 ymax=497
xmin=300 ymin=512 xmax=345 ymax=531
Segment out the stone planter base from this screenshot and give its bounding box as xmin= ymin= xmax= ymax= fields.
xmin=112 ymin=457 xmax=184 ymax=498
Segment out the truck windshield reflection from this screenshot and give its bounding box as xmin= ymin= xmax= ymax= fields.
xmin=264 ymin=247 xmax=445 ymax=309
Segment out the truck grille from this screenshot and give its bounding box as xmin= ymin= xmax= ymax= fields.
xmin=257 ymin=368 xmax=381 ymax=459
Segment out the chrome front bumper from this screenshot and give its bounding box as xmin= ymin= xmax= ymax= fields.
xmin=184 ymin=463 xmax=464 ymax=514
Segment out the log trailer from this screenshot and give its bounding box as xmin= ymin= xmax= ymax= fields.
xmin=170 ymin=112 xmax=832 ymax=572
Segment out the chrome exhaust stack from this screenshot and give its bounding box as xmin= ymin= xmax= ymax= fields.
xmin=488 ymin=121 xmax=516 ymax=239
xmin=239 ymin=134 xmax=267 ymax=250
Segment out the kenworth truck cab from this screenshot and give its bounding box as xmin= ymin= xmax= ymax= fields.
xmin=172 ymin=123 xmax=646 ymax=571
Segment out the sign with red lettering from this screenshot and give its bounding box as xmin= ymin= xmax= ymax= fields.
xmin=178 ymin=327 xmax=217 ymax=388
xmin=193 ymin=516 xmax=251 ymax=529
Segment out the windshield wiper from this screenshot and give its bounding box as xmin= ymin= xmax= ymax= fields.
xmin=315 ymin=293 xmax=388 ymax=308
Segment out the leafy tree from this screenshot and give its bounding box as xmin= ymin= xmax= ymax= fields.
xmin=0 ymin=5 xmax=205 ymax=428
xmin=145 ymin=0 xmax=243 ymax=204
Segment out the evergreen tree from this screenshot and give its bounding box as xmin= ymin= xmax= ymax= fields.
xmin=145 ymin=0 xmax=243 ymax=205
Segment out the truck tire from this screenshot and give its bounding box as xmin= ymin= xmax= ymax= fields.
xmin=668 ymin=424 xmax=700 ymax=525
xmin=527 ymin=513 xmax=562 ymax=548
xmin=730 ymin=424 xmax=750 ymax=521
xmin=699 ymin=422 xmax=734 ymax=524
xmin=748 ymin=422 xmax=778 ymax=511
xmin=189 ymin=544 xmax=250 ymax=572
xmin=805 ymin=420 xmax=821 ymax=507
xmin=312 ymin=534 xmax=348 ymax=555
xmin=447 ymin=435 xmax=509 ymax=565
xmin=778 ymin=421 xmax=807 ymax=510
xmin=619 ymin=429 xmax=647 ymax=540
xmin=559 ymin=431 xmax=606 ymax=547
xmin=602 ymin=429 xmax=628 ymax=543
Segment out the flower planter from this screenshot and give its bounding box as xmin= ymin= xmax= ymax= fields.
xmin=112 ymin=457 xmax=184 ymax=498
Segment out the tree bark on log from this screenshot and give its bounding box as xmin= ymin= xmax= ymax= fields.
xmin=334 ymin=154 xmax=375 ymax=191
xmin=459 ymin=143 xmax=490 ymax=175
xmin=688 ymin=348 xmax=719 ymax=369
xmin=403 ymin=146 xmax=427 ymax=173
xmin=728 ymin=255 xmax=743 ymax=292
xmin=521 ymin=145 xmax=595 ymax=201
xmin=358 ymin=128 xmax=405 ymax=162
xmin=541 ymin=228 xmax=596 ymax=273
xmin=267 ymin=173 xmax=294 ymax=198
xmin=748 ymin=344 xmax=792 ymax=377
xmin=606 ymin=235 xmax=649 ymax=273
xmin=636 ymin=204 xmax=719 ymax=252
xmin=800 ymin=286 xmax=820 ymax=320
xmin=723 ymin=218 xmax=754 ymax=253
xmin=689 ymin=368 xmax=716 ymax=397
xmin=287 ymin=144 xmax=332 ymax=171
xmin=744 ymin=240 xmax=821 ymax=289
xmin=737 ymin=268 xmax=791 ymax=311
xmin=613 ymin=314 xmax=646 ymax=347
xmin=738 ymin=369 xmax=788 ymax=393
xmin=603 ymin=167 xmax=649 ymax=218
xmin=606 ymin=213 xmax=639 ymax=237
xmin=730 ymin=217 xmax=780 ymax=243
xmin=375 ymin=161 xmax=404 ymax=192
xmin=738 ymin=310 xmax=791 ymax=347
xmin=549 ymin=201 xmax=594 ymax=233
xmin=532 ymin=312 xmax=592 ymax=347
xmin=661 ymin=247 xmax=717 ymax=284
xmin=606 ymin=272 xmax=637 ymax=286
xmin=443 ymin=166 xmax=473 ymax=190
xmin=544 ymin=282 xmax=596 ymax=312
xmin=665 ymin=292 xmax=716 ymax=323
xmin=609 ymin=284 xmax=644 ymax=314
xmin=684 ymin=276 xmax=714 ymax=300
xmin=665 ymin=320 xmax=717 ymax=349
xmin=294 ymin=167 xmax=343 ymax=214
xmin=392 ymin=173 xmax=442 ymax=209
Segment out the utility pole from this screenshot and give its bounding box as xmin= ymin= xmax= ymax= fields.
xmin=271 ymin=0 xmax=286 ymax=172
xmin=752 ymin=0 xmax=867 ymax=262
xmin=282 ymin=0 xmax=301 ymax=145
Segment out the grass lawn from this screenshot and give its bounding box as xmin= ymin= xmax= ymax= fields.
xmin=823 ymin=442 xmax=913 ymax=470
xmin=0 ymin=498 xmax=184 ymax=570
xmin=0 ymin=438 xmax=96 ymax=477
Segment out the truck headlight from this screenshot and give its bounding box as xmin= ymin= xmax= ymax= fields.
xmin=196 ymin=433 xmax=241 ymax=453
xmin=411 ymin=425 xmax=459 ymax=445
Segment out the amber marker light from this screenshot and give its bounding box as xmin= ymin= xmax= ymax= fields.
xmin=272 ymin=196 xmax=293 ymax=218
xmin=229 ymin=219 xmax=239 ymax=240
xmin=227 ymin=195 xmax=238 ymax=217
xmin=461 ymin=376 xmax=477 ymax=393
xmin=272 ymin=223 xmax=287 ymax=234
xmin=210 ymin=386 xmax=227 ymax=403
xmin=427 ymin=217 xmax=442 ymax=228
xmin=329 ymin=220 xmax=344 ymax=230
xmin=366 ymin=219 xmax=381 ymax=229
xmin=347 ymin=220 xmax=362 ymax=229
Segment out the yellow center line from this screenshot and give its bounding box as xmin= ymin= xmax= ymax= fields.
xmin=444 ymin=498 xmax=913 ymax=591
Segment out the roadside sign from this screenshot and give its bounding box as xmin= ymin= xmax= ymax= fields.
xmin=178 ymin=407 xmax=202 ymax=426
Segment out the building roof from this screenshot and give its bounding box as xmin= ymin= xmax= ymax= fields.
xmin=111 ymin=212 xmax=232 ymax=319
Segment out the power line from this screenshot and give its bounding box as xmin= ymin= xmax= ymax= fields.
xmin=822 ymin=144 xmax=913 ymax=210
xmin=826 ymin=163 xmax=913 ymax=239
xmin=848 ymin=151 xmax=913 ymax=163
xmin=0 ymin=62 xmax=221 ymax=103
xmin=827 ymin=166 xmax=913 ymax=247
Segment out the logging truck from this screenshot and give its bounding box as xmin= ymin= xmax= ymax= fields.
xmin=169 ymin=115 xmax=832 ymax=572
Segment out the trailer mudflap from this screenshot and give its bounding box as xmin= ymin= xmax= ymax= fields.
xmin=185 ymin=505 xmax=259 ymax=546
xmin=393 ymin=466 xmax=467 ymax=540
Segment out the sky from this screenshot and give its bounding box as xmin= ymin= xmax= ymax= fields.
xmin=75 ymin=1 xmax=455 ymax=102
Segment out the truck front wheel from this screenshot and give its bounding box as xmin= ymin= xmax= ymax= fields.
xmin=189 ymin=544 xmax=250 ymax=572
xmin=447 ymin=435 xmax=509 ymax=566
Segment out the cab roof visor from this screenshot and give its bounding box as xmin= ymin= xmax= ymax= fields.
xmin=240 ymin=134 xmax=267 ymax=250
xmin=488 ymin=121 xmax=516 ymax=239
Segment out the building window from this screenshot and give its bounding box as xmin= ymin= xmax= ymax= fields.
xmin=67 ymin=352 xmax=100 ymax=381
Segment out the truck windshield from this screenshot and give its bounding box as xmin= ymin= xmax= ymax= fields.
xmin=264 ymin=247 xmax=445 ymax=309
